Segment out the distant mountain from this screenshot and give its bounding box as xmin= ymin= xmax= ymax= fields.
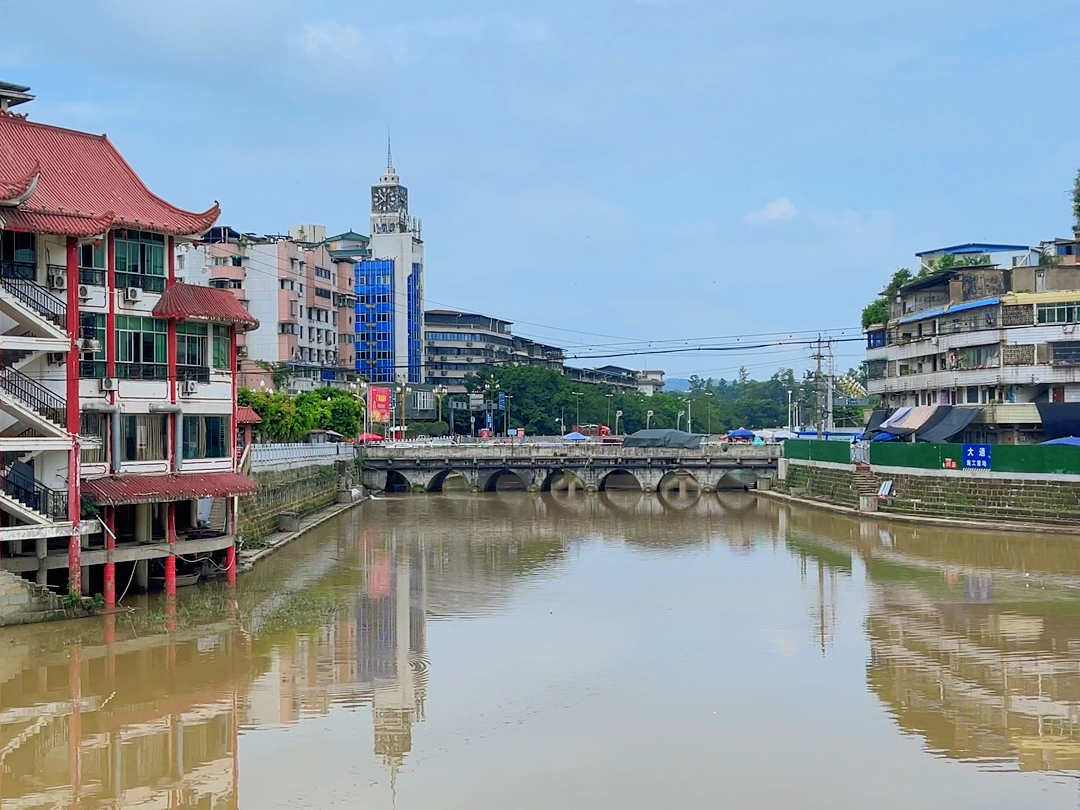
xmin=665 ymin=378 xmax=691 ymax=392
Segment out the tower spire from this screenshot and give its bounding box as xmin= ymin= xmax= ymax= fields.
xmin=387 ymin=129 xmax=393 ymax=171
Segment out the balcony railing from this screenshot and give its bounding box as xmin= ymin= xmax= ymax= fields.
xmin=0 ymin=259 xmax=36 ymax=280
xmin=116 ymin=363 xmax=168 ymax=381
xmin=177 ymin=364 xmax=210 ymax=383
xmin=115 ymin=271 xmax=166 ymax=293
xmin=0 ymin=367 xmax=67 ymax=426
xmin=0 ymin=275 xmax=66 ymax=327
xmin=1 ymin=470 xmax=68 ymax=520
xmin=79 ymin=267 xmax=106 ymax=286
xmin=79 ymin=360 xmax=107 ymax=379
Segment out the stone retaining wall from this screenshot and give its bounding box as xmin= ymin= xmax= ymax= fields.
xmin=0 ymin=571 xmax=66 ymax=627
xmin=781 ymin=459 xmax=1080 ymax=524
xmin=238 ymin=462 xmax=354 ymax=544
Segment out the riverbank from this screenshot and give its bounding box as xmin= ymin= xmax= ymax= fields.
xmin=757 ymin=487 xmax=1080 ymax=536
xmin=238 ymin=494 xmax=368 ymax=573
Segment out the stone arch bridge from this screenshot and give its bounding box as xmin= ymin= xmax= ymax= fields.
xmin=360 ymin=444 xmax=779 ymax=495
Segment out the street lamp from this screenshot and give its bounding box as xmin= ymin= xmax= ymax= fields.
xmin=646 ymin=409 xmax=654 ymax=429
xmin=433 ymin=384 xmax=448 ymax=426
xmin=571 ymin=391 xmax=584 ymax=429
xmin=484 ymin=375 xmax=500 ymax=436
xmin=349 ymin=380 xmax=369 ymax=442
xmin=677 ymin=409 xmax=686 ymax=430
xmin=615 ymin=409 xmax=623 ymax=436
xmin=605 ymin=392 xmax=614 ymax=429
xmin=686 ymin=396 xmax=693 ymax=433
xmin=505 ymin=393 xmax=513 ymax=435
xmin=704 ymin=391 xmax=714 ymax=436
xmin=394 ymin=382 xmax=411 ymax=439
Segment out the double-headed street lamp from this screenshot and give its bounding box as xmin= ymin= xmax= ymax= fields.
xmin=394 ymin=382 xmax=412 ymax=438
xmin=433 ymin=384 xmax=448 ymax=426
xmin=348 ymin=380 xmax=369 ymax=440
xmin=605 ymin=392 xmax=614 ymax=429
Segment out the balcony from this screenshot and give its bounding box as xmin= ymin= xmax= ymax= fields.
xmin=868 ymin=364 xmax=1080 ymax=394
xmin=0 ymin=259 xmax=36 ymax=280
xmin=79 ymin=267 xmax=106 ymax=286
xmin=79 ymin=360 xmax=106 ymax=379
xmin=177 ymin=364 xmax=211 ymax=384
xmin=116 ymin=363 xmax=168 ymax=381
xmin=115 ymin=272 xmax=166 ymax=294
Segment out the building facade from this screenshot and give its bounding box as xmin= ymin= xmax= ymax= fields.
xmin=355 ymin=152 xmax=424 ymax=384
xmin=865 ymin=241 xmax=1080 ymax=442
xmin=0 ymin=85 xmax=256 ymax=599
xmin=177 ymin=225 xmax=359 ymax=391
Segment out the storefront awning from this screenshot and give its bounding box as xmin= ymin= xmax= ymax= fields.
xmin=1037 ymin=402 xmax=1080 ymax=440
xmin=83 ymin=472 xmax=258 ymax=506
xmin=918 ymin=407 xmax=981 ymax=444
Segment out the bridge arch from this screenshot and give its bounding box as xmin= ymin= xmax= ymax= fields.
xmin=716 ymin=469 xmax=757 ymax=491
xmin=541 ymin=469 xmax=586 ymax=493
xmin=483 ymin=468 xmax=529 ymax=492
xmin=426 ymin=468 xmax=473 ymax=492
xmin=598 ymin=469 xmax=642 ymax=492
xmin=657 ymin=469 xmax=701 ymax=497
xmin=384 ymin=469 xmax=412 ymax=493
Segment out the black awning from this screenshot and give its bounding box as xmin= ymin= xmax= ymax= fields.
xmin=918 ymin=407 xmax=981 ymax=443
xmin=864 ymin=409 xmax=890 ymax=436
xmin=1037 ymin=402 xmax=1080 ymax=440
xmin=914 ymin=406 xmax=952 ymax=441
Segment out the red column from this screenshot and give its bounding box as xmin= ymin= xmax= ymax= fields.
xmin=228 ymin=324 xmax=239 ymax=584
xmin=103 ymin=506 xmax=116 ymax=607
xmin=165 ymin=502 xmax=176 ymax=597
xmin=105 ymin=231 xmax=116 ymax=381
xmin=226 ymin=541 xmax=237 ymax=584
xmin=66 ymin=237 xmax=82 ymax=595
xmin=68 ymin=646 xmax=83 ymax=808
xmin=167 ymin=237 xmax=177 ymax=469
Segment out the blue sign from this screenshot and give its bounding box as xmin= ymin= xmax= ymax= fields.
xmin=485 ymin=412 xmax=493 ymax=430
xmin=498 ymin=392 xmax=506 ymax=411
xmin=962 ymin=444 xmax=992 ymax=470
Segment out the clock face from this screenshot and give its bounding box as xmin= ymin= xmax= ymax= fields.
xmin=372 ymin=187 xmax=392 ymax=213
xmin=397 ymin=187 xmax=408 ymax=214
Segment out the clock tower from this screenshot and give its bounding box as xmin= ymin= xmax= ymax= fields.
xmin=357 ymin=140 xmax=425 ymax=385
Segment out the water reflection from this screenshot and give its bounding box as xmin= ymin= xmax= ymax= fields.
xmin=6 ymin=494 xmax=1080 ymax=806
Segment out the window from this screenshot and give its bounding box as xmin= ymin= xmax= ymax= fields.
xmin=315 ymin=287 xmax=332 ymax=299
xmin=182 ymin=415 xmax=230 ymax=459
xmin=231 ymin=255 xmax=243 ymax=267
xmin=279 ymin=279 xmax=287 ymax=290
xmin=121 ymin=414 xmax=167 ymax=461
xmin=80 ymin=412 xmax=106 ymax=464
xmin=280 ymin=323 xmax=297 ymax=335
xmin=213 ymin=256 xmax=229 ymax=266
xmin=79 ymin=313 xmax=106 ymax=378
xmin=213 ymin=325 xmax=231 ymax=369
xmin=78 ymin=242 xmax=105 ymax=285
xmin=0 ymin=231 xmax=35 ymax=277
xmin=314 ymin=266 xmax=331 ymax=279
xmin=176 ymin=322 xmax=208 ymax=367
xmin=966 ymin=386 xmax=979 ymax=404
xmin=116 ymin=315 xmax=167 ymax=378
xmin=1037 ymin=302 xmax=1080 ymax=324
xmin=115 ymin=230 xmax=165 ymax=292
xmin=1052 ymin=341 xmax=1080 ymax=366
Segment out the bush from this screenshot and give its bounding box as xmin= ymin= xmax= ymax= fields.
xmin=408 ymin=420 xmax=449 ymax=437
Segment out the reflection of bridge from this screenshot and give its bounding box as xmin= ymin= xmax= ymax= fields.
xmin=360 ymin=444 xmax=780 ymax=493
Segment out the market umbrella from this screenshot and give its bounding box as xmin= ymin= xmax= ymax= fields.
xmin=357 ymin=433 xmax=385 ymax=443
xmin=1039 ymin=436 xmax=1080 ymax=446
xmin=872 ymin=432 xmax=902 ymax=442
xmin=563 ymin=432 xmax=589 ymax=442
xmin=727 ymin=427 xmax=755 ymax=440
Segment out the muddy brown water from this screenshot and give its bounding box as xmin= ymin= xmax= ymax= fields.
xmin=4 ymin=492 xmax=1080 ymax=808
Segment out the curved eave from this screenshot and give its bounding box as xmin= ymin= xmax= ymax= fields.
xmin=112 ymin=201 xmax=221 ymax=238
xmin=0 ymin=208 xmax=115 ymax=238
xmin=0 ymin=161 xmax=40 ymax=206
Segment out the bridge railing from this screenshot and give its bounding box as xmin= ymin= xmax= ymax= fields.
xmin=250 ymin=443 xmax=352 ymax=472
xmin=359 ymin=444 xmax=780 ymax=462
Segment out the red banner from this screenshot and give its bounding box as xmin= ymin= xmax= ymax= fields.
xmin=368 ymin=387 xmax=392 ymax=424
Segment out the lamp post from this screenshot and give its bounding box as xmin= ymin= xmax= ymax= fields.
xmin=615 ymin=409 xmax=623 ymax=436
xmin=704 ymin=391 xmax=714 ymax=437
xmin=505 ymin=393 xmax=513 ymax=435
xmin=646 ymin=409 xmax=654 ymax=429
xmin=394 ymin=382 xmax=411 ymax=439
xmin=484 ymin=375 xmax=500 ymax=437
xmin=687 ymin=396 xmax=693 ymax=433
xmin=433 ymin=384 xmax=448 ymax=426
xmin=571 ymin=391 xmax=584 ymax=429
xmin=787 ymin=389 xmax=793 ymax=430
xmin=605 ymin=393 xmax=614 ymax=430
xmin=677 ymin=409 xmax=686 ymax=430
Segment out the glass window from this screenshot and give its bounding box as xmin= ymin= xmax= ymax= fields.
xmin=121 ymin=414 xmax=167 ymax=461
xmin=176 ymin=322 xmax=208 ymax=367
xmin=115 ymin=315 xmax=167 ymax=376
xmin=213 ymin=325 xmax=231 ymax=369
xmin=182 ymin=415 xmax=230 ymax=459
xmin=80 ymin=411 xmax=106 ymax=464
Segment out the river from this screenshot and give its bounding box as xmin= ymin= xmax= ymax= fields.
xmin=4 ymin=492 xmax=1080 ymax=808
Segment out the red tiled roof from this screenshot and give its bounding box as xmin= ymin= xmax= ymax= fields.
xmin=236 ymin=406 xmax=262 ymax=424
xmin=82 ymin=471 xmax=258 ymax=506
xmin=0 ymin=159 xmax=38 ymax=204
xmin=1 ymin=208 xmax=117 ymax=239
xmin=152 ymin=283 xmax=260 ymax=331
xmin=0 ymin=112 xmax=219 ymax=237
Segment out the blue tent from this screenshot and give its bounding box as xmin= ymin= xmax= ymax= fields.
xmin=872 ymin=432 xmax=903 ymax=442
xmin=1040 ymin=436 xmax=1080 ymax=447
xmin=562 ymin=432 xmax=589 ymax=442
xmin=727 ymin=428 xmax=755 ymax=440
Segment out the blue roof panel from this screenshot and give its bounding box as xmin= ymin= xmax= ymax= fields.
xmin=915 ymin=243 xmax=1030 ymax=257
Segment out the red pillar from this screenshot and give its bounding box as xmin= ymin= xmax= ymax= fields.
xmin=68 ymin=646 xmax=83 ymax=808
xmin=226 ymin=542 xmax=237 ymax=584
xmin=66 ymin=237 xmax=82 ymax=595
xmin=165 ymin=502 xmax=177 ymax=597
xmin=103 ymin=506 xmax=116 ymax=607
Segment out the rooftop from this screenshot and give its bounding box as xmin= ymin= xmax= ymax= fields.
xmin=914 ymin=242 xmax=1030 ymax=257
xmin=0 ymin=111 xmax=218 ymax=237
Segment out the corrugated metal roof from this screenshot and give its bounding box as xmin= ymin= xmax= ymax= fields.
xmin=152 ymin=283 xmax=259 ymax=331
xmin=914 ymin=243 xmax=1030 ymax=257
xmin=0 ymin=112 xmax=219 ymax=236
xmin=83 ymin=472 xmax=258 ymax=506
xmin=0 ymin=208 xmax=117 ymax=238
xmin=236 ymin=406 xmax=262 ymax=424
xmin=897 ymin=297 xmax=999 ymax=325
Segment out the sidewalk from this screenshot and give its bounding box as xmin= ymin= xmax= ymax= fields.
xmin=238 ymin=496 xmax=367 ymax=572
xmin=757 ymin=488 xmax=1080 ymax=536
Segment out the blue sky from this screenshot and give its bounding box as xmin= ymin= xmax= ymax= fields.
xmin=5 ymin=0 xmax=1078 ymax=378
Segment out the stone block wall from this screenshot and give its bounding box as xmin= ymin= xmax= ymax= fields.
xmin=782 ymin=463 xmax=859 ymax=507
xmin=238 ymin=463 xmax=349 ymax=543
xmin=0 ymin=571 xmax=66 ymax=627
xmin=880 ymin=472 xmax=1080 ymax=524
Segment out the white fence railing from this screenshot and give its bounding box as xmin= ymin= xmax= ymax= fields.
xmin=359 ymin=444 xmax=781 ymax=462
xmin=250 ymin=443 xmax=352 ymax=472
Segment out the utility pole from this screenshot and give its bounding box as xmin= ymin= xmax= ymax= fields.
xmin=826 ymin=339 xmax=835 ymax=433
xmin=813 ymin=335 xmax=825 ymax=440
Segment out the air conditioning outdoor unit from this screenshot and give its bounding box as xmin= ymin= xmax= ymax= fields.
xmin=182 ymin=379 xmax=199 ymax=395
xmin=124 ymin=287 xmax=142 ymax=302
xmin=237 ymin=346 xmax=248 ymax=359
xmin=99 ymin=377 xmax=118 ymax=392
xmin=48 ymin=273 xmax=66 ymax=290
xmin=47 ymin=352 xmax=66 ymax=365
xmin=77 ymin=285 xmax=90 ymax=300
xmin=76 ymin=338 xmax=101 ymax=353
xmin=465 ymin=341 xmax=473 ymax=347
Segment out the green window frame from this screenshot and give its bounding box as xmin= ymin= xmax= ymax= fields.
xmin=177 ymin=322 xmax=208 ymax=367
xmin=114 ymin=230 xmax=165 ymax=277
xmin=115 ymin=315 xmax=167 ymax=368
xmin=212 ymin=325 xmax=231 ymax=370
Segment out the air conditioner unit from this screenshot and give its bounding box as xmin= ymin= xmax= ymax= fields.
xmin=465 ymin=341 xmax=473 ymax=347
xmin=181 ymin=379 xmax=199 ymax=395
xmin=48 ymin=273 xmax=66 ymax=290
xmin=76 ymin=338 xmax=101 ymax=353
xmin=47 ymin=352 xmax=66 ymax=365
xmin=236 ymin=346 xmax=248 ymax=359
xmin=99 ymin=377 xmax=118 ymax=392
xmin=124 ymin=287 xmax=142 ymax=302
xmin=1065 ymin=324 xmax=1076 ymax=335
xmin=77 ymin=284 xmax=90 ymax=300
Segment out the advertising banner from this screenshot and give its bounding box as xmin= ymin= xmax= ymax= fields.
xmin=368 ymin=387 xmax=393 ymax=424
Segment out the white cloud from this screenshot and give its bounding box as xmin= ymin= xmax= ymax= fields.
xmin=294 ymin=21 xmax=370 ymax=61
xmin=744 ymin=198 xmax=797 ymax=224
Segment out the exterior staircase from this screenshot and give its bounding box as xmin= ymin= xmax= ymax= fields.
xmin=0 ymin=274 xmax=67 ymax=330
xmin=0 ymin=367 xmax=68 ymax=435
xmin=852 ymin=465 xmax=879 ymax=500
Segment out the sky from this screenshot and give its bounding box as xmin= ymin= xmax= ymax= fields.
xmin=4 ymin=0 xmax=1079 ymax=379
